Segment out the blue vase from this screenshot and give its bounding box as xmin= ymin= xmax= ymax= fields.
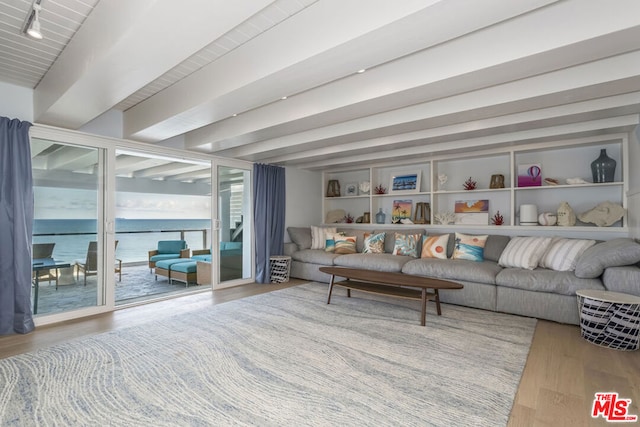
xmin=590 ymin=149 xmax=616 ymax=183
xmin=375 ymin=208 xmax=386 ymax=224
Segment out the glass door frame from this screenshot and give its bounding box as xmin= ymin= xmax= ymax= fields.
xmin=30 ymin=126 xmax=115 ymax=326
xmin=212 ymin=158 xmax=254 ymax=289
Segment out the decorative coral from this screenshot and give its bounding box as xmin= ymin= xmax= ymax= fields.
xmin=434 ymin=211 xmax=456 ymax=225
xmin=374 ymin=184 xmax=387 ymax=194
xmin=343 ymin=213 xmax=355 ymax=223
xmin=463 ymin=177 xmax=477 ymax=190
xmin=491 ymin=211 xmax=504 ymax=226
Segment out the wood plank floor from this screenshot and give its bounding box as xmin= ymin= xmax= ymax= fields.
xmin=1 ymin=281 xmax=638 ymax=426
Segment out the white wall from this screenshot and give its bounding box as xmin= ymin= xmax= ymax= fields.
xmin=0 ymin=81 xmax=33 ymax=122
xmin=628 ymin=126 xmax=640 ymax=239
xmin=285 ymin=166 xmax=321 ymax=242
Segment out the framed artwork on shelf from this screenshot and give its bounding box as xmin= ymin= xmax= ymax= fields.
xmin=517 ymin=163 xmax=542 ymax=187
xmin=454 ymin=199 xmax=489 ymax=213
xmin=344 ymin=182 xmax=358 ymax=196
xmin=390 ymin=172 xmax=421 ymax=194
xmin=392 ymin=200 xmax=412 ymax=224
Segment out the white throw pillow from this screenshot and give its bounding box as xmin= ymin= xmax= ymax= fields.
xmin=498 ymin=236 xmax=554 ymax=270
xmin=539 ymin=238 xmax=596 ymax=271
xmin=310 ymin=226 xmax=336 ymax=249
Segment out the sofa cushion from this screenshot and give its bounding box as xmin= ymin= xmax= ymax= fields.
xmin=192 ymin=254 xmax=212 ymax=262
xmin=363 ymin=232 xmax=385 ymax=254
xmin=338 ymin=228 xmax=372 ymax=253
xmin=376 ymin=228 xmax=424 ymax=253
xmin=291 ymin=249 xmax=340 ymax=266
xmin=155 ymin=258 xmax=192 ymax=270
xmin=334 ymin=253 xmax=413 ymax=272
xmin=334 ymin=235 xmax=357 ymax=254
xmin=498 ymin=236 xmax=553 ymax=270
xmin=484 ymin=235 xmax=511 ymax=262
xmin=171 ymin=261 xmax=198 ymax=273
xmin=311 ymin=226 xmax=336 ymax=249
xmin=421 ymin=234 xmax=449 ymax=259
xmin=539 ymin=238 xmax=596 ymax=272
xmin=150 ymin=253 xmax=183 ymax=263
xmin=602 ymin=266 xmax=640 ymax=297
xmin=496 ymin=268 xmax=604 ymax=296
xmin=157 ymin=240 xmax=186 ymax=254
xmin=452 ymin=233 xmax=488 ymax=262
xmin=402 ymin=258 xmax=502 ymax=285
xmin=287 ymin=227 xmax=312 ymax=250
xmin=574 ymin=238 xmax=640 ymax=278
xmin=392 ymin=232 xmax=422 ymax=257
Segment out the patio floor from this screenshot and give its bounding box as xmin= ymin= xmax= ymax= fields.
xmin=33 ymin=263 xmax=209 ymax=316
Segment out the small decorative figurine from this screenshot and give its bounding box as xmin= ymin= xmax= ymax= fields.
xmin=491 ymin=211 xmax=504 ymax=225
xmin=343 ymin=213 xmax=354 ymax=223
xmin=438 ymin=174 xmax=448 ymax=189
xmin=434 ymin=211 xmax=456 ymax=225
xmin=463 ymin=177 xmax=477 ymax=190
xmin=374 ymin=184 xmax=387 ymax=194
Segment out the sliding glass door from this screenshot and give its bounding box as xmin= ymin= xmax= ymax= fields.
xmin=114 ymin=150 xmax=212 ymax=305
xmin=215 ymin=162 xmax=252 ymax=288
xmin=31 ymin=137 xmax=107 ymax=317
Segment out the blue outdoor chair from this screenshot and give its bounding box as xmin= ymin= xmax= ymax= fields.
xmin=148 ymin=240 xmax=189 ymax=272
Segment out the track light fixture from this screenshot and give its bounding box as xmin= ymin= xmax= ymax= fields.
xmin=23 ymin=1 xmax=43 ymax=40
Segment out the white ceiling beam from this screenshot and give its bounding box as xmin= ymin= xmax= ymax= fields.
xmin=184 ymin=0 xmax=640 ymax=152
xmin=294 ymin=115 xmax=640 ymax=170
xmin=207 ymin=53 xmax=640 ymax=160
xmin=262 ymin=93 xmax=640 ymax=165
xmin=125 ymin=0 xmax=558 ymax=142
xmin=34 ymin=0 xmax=275 ymax=128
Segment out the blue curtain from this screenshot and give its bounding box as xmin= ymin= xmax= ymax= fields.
xmin=0 ymin=117 xmax=34 ymax=335
xmin=253 ymin=163 xmax=286 ymax=284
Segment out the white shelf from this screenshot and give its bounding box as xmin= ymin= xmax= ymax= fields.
xmin=321 ymin=136 xmax=629 ymax=237
xmin=514 ymin=182 xmax=623 ymax=191
xmin=434 ymin=188 xmax=511 ymax=195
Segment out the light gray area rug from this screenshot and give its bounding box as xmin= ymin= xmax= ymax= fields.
xmin=1 ymin=283 xmax=536 ymax=426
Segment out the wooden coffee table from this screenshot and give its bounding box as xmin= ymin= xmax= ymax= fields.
xmin=320 ymin=266 xmax=463 ymax=326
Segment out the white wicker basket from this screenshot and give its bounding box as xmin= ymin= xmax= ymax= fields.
xmin=269 ymin=256 xmax=291 ymax=283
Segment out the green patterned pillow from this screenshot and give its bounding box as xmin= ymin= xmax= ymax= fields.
xmin=363 ymin=232 xmax=385 ymax=253
xmin=392 ymin=233 xmax=422 ymax=257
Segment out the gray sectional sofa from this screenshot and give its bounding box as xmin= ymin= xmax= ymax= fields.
xmin=284 ymin=227 xmax=640 ymax=325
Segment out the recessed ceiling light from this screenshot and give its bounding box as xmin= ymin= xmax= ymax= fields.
xmin=281 ymin=96 xmax=288 ymax=100
xmin=232 ymin=113 xmax=238 ymax=117
xmin=357 ymin=69 xmax=366 ymax=74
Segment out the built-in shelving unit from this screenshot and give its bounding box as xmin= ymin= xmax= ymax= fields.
xmin=321 ymin=135 xmax=629 ymax=237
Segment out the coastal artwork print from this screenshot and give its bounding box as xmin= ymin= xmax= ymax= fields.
xmin=391 ymin=200 xmax=412 ymax=224
xmin=454 ymin=199 xmax=489 ymax=225
xmin=390 ymin=172 xmax=420 ymax=193
xmin=517 ymin=163 xmax=542 ymax=187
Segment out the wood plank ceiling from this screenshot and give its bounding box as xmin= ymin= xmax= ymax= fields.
xmin=1 ymin=0 xmax=640 ymax=174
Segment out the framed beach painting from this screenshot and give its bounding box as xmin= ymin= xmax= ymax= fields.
xmin=390 ymin=172 xmax=421 ymax=194
xmin=391 ymin=200 xmax=412 ymax=224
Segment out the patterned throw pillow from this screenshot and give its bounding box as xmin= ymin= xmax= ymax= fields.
xmin=310 ymin=226 xmax=336 ymax=249
xmin=334 ymin=235 xmax=357 ymax=254
xmin=392 ymin=233 xmax=422 ymax=257
xmin=363 ymin=232 xmax=385 ymax=254
xmin=421 ymin=234 xmax=449 ymax=259
xmin=325 ymin=232 xmax=344 ymax=253
xmin=539 ymin=238 xmax=596 ymax=271
xmin=452 ymin=232 xmax=488 ymax=262
xmin=498 ymin=236 xmax=553 ymax=270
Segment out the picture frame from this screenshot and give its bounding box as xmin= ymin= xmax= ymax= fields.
xmin=391 ymin=200 xmax=412 ymax=224
xmin=389 ymin=172 xmax=421 ymax=194
xmin=517 ymin=163 xmax=542 ymax=187
xmin=344 ymin=182 xmax=358 ymax=196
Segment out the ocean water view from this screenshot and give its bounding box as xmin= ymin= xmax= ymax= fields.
xmin=33 ymin=219 xmax=212 ymax=264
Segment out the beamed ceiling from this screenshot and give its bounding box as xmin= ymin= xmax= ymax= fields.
xmin=1 ymin=0 xmax=640 ymax=173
